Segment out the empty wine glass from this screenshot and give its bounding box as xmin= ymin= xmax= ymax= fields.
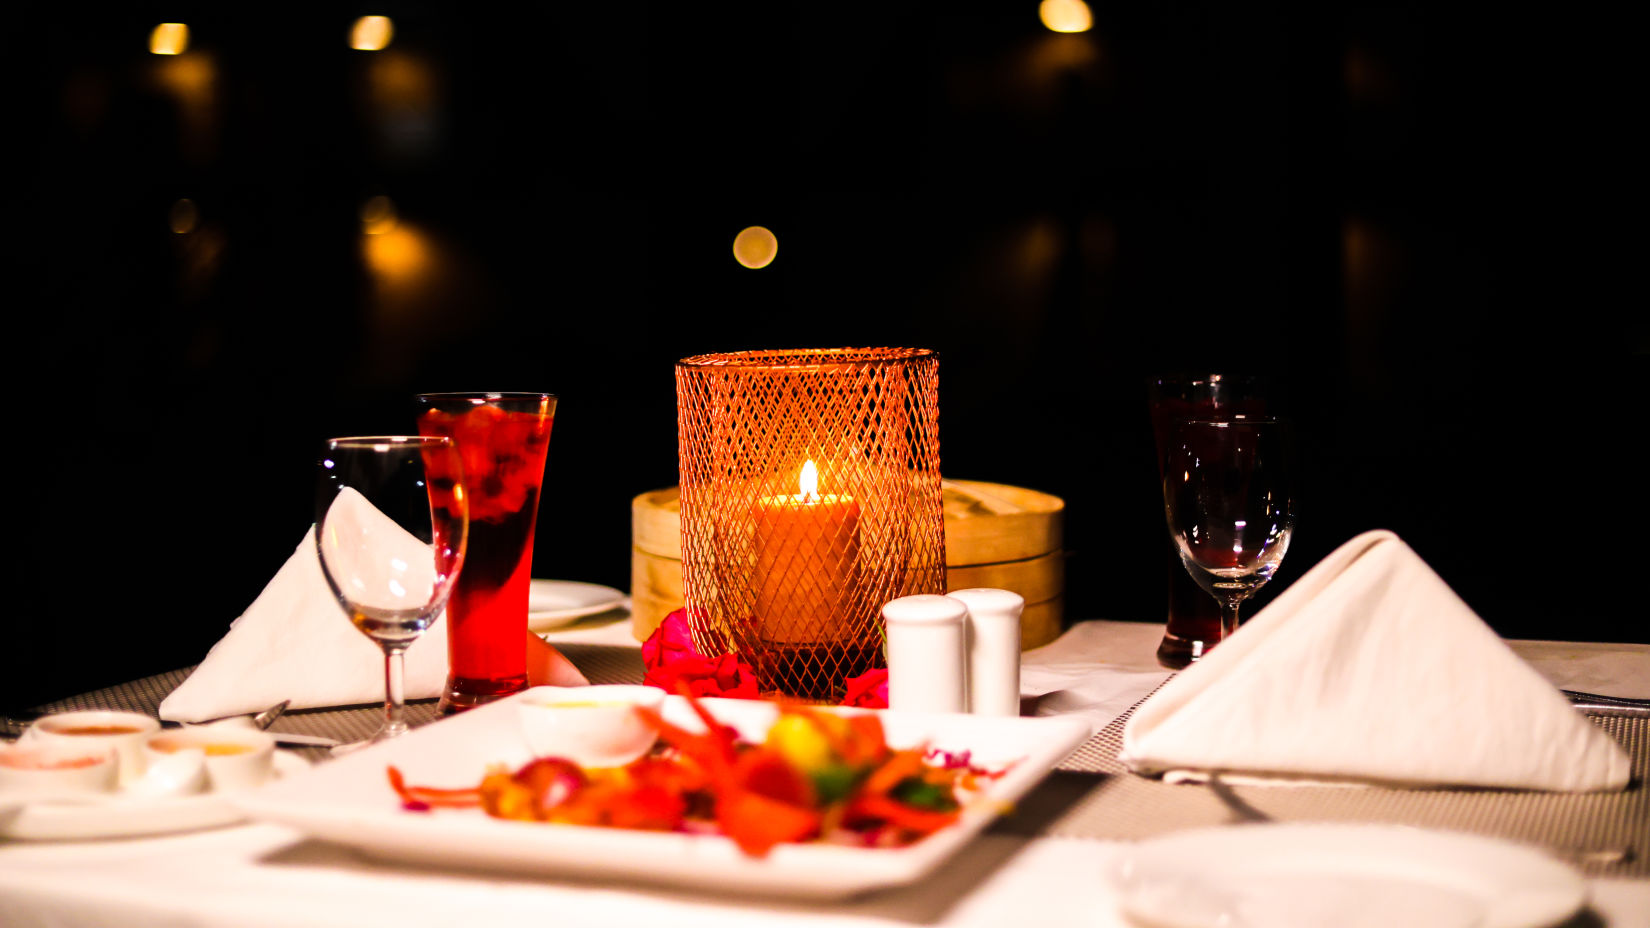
xmin=316 ymin=437 xmax=468 ymax=750
xmin=1162 ymin=418 xmax=1294 ymax=647
xmin=1148 ymin=374 xmax=1273 ymax=667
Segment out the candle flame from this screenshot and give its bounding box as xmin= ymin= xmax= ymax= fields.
xmin=799 ymin=460 xmax=819 ymax=502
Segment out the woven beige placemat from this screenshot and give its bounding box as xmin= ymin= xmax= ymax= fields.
xmin=1028 ymin=688 xmax=1650 ymax=878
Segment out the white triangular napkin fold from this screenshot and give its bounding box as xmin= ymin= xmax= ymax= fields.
xmin=160 ymin=494 xmax=450 ymax=722
xmin=1120 ymin=530 xmax=1631 ymax=791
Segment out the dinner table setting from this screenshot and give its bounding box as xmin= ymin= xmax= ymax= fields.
xmin=2 ymin=363 xmax=1647 ymax=928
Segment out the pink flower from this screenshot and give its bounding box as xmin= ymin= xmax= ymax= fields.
xmin=641 ymin=608 xmax=699 ymax=672
xmin=841 ymin=668 xmax=889 ymax=709
xmin=641 ymin=608 xmax=759 ymax=700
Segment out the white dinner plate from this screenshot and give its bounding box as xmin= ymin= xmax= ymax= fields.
xmin=527 ymin=579 xmax=627 ymax=631
xmin=0 ymin=750 xmax=311 ymax=841
xmin=1109 ymin=823 xmax=1587 ymax=928
xmin=236 ymin=694 xmax=1090 ymax=898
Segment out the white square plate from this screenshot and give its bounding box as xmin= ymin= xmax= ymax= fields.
xmin=235 ymin=694 xmax=1089 ymax=898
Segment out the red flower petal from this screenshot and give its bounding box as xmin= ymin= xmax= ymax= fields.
xmin=841 ymin=668 xmax=889 ymax=709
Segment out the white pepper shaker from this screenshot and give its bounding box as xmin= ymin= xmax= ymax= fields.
xmin=947 ymin=588 xmax=1024 ymax=716
xmin=882 ymin=594 xmax=968 ymax=713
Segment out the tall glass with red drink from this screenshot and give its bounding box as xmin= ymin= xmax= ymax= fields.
xmin=416 ymin=392 xmax=556 ymax=713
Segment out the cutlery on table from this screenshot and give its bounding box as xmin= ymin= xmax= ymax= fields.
xmin=1563 ymin=690 xmax=1650 ymax=716
xmin=181 ymin=701 xmax=340 ymax=747
xmin=3 ymin=700 xmax=339 ymax=749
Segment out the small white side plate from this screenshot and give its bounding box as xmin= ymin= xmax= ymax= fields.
xmin=0 ymin=750 xmax=311 ymax=840
xmin=1109 ymin=822 xmax=1587 ymax=928
xmin=528 ymin=580 xmax=627 ymax=631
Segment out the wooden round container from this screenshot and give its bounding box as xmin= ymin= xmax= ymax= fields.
xmin=631 ymin=480 xmax=1064 ymax=648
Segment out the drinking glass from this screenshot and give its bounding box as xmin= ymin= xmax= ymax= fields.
xmin=416 ymin=392 xmax=556 ymax=713
xmin=315 ymin=436 xmax=468 ymax=748
xmin=1162 ymin=418 xmax=1294 ymax=645
xmin=1148 ymin=375 xmax=1271 ymax=666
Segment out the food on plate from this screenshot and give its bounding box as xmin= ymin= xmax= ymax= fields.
xmin=388 ymin=695 xmax=1010 ymax=857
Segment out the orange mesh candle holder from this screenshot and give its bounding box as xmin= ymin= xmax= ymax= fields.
xmin=676 ymin=348 xmax=946 ymax=700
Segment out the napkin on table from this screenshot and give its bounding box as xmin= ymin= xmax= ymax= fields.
xmin=1119 ymin=530 xmax=1631 ymax=791
xmin=1019 ymin=622 xmax=1173 ymax=733
xmin=160 ymin=491 xmax=585 ymax=723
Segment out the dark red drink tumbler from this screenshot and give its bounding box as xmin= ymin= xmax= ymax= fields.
xmin=1147 ymin=375 xmax=1267 ymax=668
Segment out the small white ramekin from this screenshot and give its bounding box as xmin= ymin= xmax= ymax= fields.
xmin=517 ymin=685 xmax=665 ymax=768
xmin=24 ymin=710 xmax=161 ymax=787
xmin=143 ymin=727 xmax=276 ymax=792
xmin=0 ymin=742 xmax=119 ymax=798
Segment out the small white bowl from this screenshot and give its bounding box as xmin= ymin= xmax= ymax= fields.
xmin=24 ymin=711 xmax=161 ymax=787
xmin=144 ymin=728 xmax=275 ymax=793
xmin=0 ymin=743 xmax=119 ymax=799
xmin=124 ymin=750 xmax=209 ymax=799
xmin=516 ymin=685 xmax=665 ymax=768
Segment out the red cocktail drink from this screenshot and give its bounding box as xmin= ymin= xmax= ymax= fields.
xmin=417 ymin=392 xmax=556 ymax=713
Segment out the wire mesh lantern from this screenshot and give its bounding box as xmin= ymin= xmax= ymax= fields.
xmin=675 ymin=347 xmax=946 ymax=700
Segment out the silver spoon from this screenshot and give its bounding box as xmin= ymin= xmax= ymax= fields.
xmin=173 ymin=700 xmax=290 ymax=731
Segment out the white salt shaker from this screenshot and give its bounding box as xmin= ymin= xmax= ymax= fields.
xmin=948 ymin=588 xmax=1024 ymax=717
xmin=882 ymin=594 xmax=967 ymax=713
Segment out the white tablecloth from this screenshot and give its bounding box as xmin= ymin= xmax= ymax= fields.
xmin=2 ymin=619 xmax=1646 ymax=928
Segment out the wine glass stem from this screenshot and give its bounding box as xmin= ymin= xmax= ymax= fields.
xmin=1219 ymin=598 xmax=1243 ymax=641
xmin=382 ymin=645 xmax=409 ymax=738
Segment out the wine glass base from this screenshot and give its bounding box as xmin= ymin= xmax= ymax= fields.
xmin=329 ymin=726 xmax=408 ymax=757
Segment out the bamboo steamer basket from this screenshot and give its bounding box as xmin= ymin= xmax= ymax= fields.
xmin=630 ymin=480 xmax=1064 ymax=648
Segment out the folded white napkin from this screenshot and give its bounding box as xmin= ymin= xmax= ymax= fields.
xmin=160 ymin=511 xmax=451 ymax=722
xmin=1120 ymin=530 xmax=1632 ymax=791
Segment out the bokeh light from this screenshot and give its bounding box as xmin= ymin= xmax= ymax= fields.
xmin=1038 ymin=0 xmax=1093 ymax=33
xmin=169 ymin=199 xmax=199 ymax=234
xmin=363 ymin=225 xmax=431 ymax=289
xmin=149 ymin=23 xmax=189 ymax=56
xmin=350 ymin=16 xmax=395 ymax=51
xmin=732 ymin=226 xmax=778 ymax=269
xmin=360 ymin=196 xmax=399 ymax=235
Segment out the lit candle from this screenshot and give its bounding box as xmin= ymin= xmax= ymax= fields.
xmin=753 ymin=460 xmax=861 ymax=644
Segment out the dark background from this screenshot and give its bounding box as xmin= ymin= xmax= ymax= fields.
xmin=10 ymin=2 xmax=1642 ymax=711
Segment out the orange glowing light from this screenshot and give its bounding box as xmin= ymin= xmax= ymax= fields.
xmin=153 ymin=54 xmax=214 ymax=100
xmin=363 ymin=224 xmax=428 ymax=280
xmin=360 ymin=196 xmax=399 ymax=235
xmin=350 ymin=16 xmax=394 ymax=51
xmin=732 ymin=226 xmax=778 ymax=269
xmin=169 ymin=199 xmax=199 ymax=234
xmin=1039 ymin=0 xmax=1092 ymax=33
xmin=798 ymin=459 xmax=819 ymax=501
xmin=753 ymin=458 xmax=860 ymax=652
xmin=150 ymin=23 xmax=189 ymax=55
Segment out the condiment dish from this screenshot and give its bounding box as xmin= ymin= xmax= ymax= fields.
xmin=516 ymin=685 xmax=664 ymax=767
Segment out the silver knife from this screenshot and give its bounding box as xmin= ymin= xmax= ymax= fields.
xmin=1563 ymin=689 xmax=1650 ymax=717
